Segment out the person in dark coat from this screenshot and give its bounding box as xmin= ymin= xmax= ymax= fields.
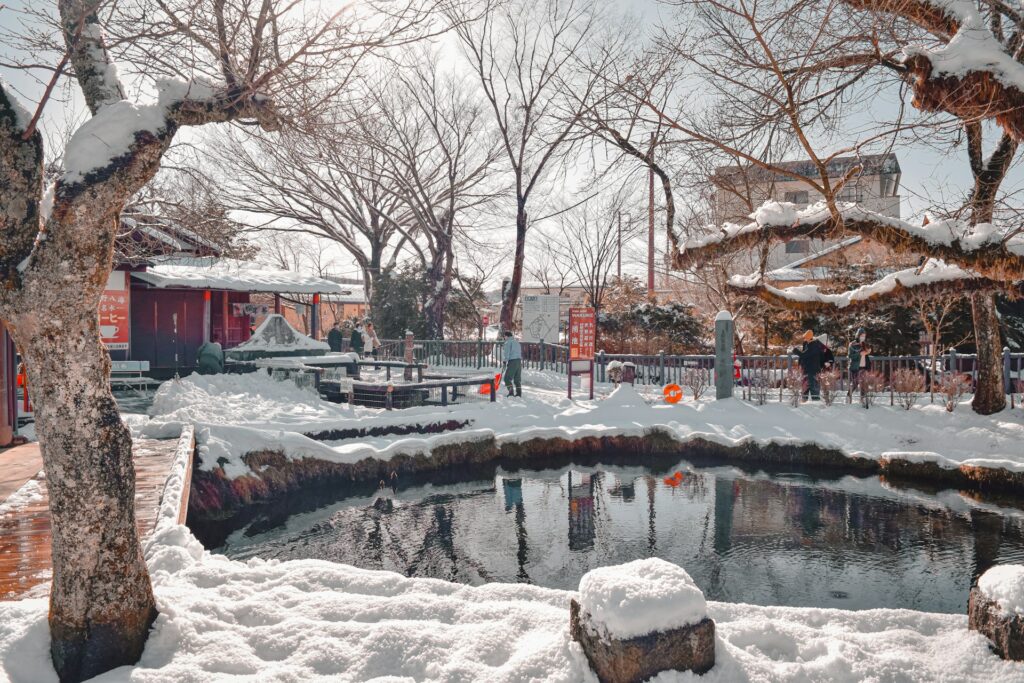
xmin=350 ymin=323 xmax=365 ymax=355
xmin=791 ymin=329 xmax=826 ymax=400
xmin=327 ymin=322 xmax=344 ymax=352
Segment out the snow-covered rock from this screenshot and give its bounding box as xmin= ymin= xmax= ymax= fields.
xmin=979 ymin=565 xmax=1024 ymax=617
xmin=577 ymin=559 xmax=707 ymax=640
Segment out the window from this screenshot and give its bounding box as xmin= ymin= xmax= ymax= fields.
xmin=783 ymin=191 xmax=809 ymax=204
xmin=785 ymin=240 xmax=810 ymax=254
xmin=837 ymin=186 xmax=864 ymax=202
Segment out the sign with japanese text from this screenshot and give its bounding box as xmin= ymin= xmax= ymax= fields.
xmin=99 ymin=271 xmax=130 ymax=350
xmin=568 ymin=306 xmax=596 ymax=359
xmin=232 ymin=302 xmax=271 ymax=317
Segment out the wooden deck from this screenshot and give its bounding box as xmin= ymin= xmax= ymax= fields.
xmin=0 ymin=438 xmax=183 ymax=601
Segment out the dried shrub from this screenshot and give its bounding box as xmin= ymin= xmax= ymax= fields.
xmin=684 ymin=367 xmax=711 ymax=400
xmin=747 ymin=367 xmax=771 ymax=405
xmin=891 ymin=368 xmax=926 ymax=410
xmin=858 ymin=370 xmax=886 ymax=409
xmin=939 ymin=373 xmax=972 ymax=412
xmin=817 ymin=368 xmax=841 ymax=406
xmin=785 ymin=366 xmax=805 ymax=407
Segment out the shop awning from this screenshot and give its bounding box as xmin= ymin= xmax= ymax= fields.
xmin=131 ymin=258 xmax=362 ymax=296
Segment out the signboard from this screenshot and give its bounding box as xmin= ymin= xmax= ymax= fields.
xmin=521 ymin=294 xmax=560 ymax=343
xmin=99 ymin=271 xmax=130 ymax=351
xmin=482 ymin=314 xmax=490 ymax=326
xmin=568 ymin=306 xmax=596 ymax=359
xmin=231 ymin=302 xmax=270 ymax=317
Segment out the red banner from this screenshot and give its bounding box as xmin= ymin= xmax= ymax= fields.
xmin=568 ymin=306 xmax=596 ymax=359
xmin=99 ymin=271 xmax=130 ymax=351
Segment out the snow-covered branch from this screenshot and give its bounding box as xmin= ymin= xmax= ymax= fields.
xmin=727 ymin=260 xmax=1022 ymax=312
xmin=677 ymin=201 xmax=1024 ymax=282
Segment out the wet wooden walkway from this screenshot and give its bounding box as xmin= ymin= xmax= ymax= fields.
xmin=0 ymin=438 xmax=184 ymax=601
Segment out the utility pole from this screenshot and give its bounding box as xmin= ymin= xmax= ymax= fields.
xmin=617 ymin=212 xmax=622 ymax=280
xmin=647 ymin=132 xmax=655 ymax=299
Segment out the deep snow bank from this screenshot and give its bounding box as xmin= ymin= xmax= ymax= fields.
xmin=2 ymin=520 xmax=1022 ymax=682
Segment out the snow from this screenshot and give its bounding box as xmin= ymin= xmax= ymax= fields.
xmin=0 ymin=78 xmax=32 ymax=131
xmin=132 ymin=258 xmax=357 ymax=294
xmin=0 ymin=479 xmax=42 ymax=515
xmin=686 ymin=200 xmax=1024 ymax=258
xmin=714 ymin=310 xmax=733 ymax=321
xmin=2 ymin=520 xmax=1023 ymax=682
xmin=977 ymin=565 xmax=1024 ymax=618
xmin=578 ymin=559 xmax=707 ymax=639
xmin=730 ymin=259 xmax=977 ymax=307
xmin=229 ymin=314 xmax=329 ymax=353
xmin=62 ymin=100 xmax=170 ymax=184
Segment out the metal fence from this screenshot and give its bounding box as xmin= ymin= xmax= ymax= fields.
xmin=370 ymin=339 xmax=1024 ymax=398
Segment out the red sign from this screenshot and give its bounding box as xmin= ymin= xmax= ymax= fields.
xmin=664 ymin=384 xmax=683 ymax=404
xmin=99 ymin=271 xmax=130 ymax=350
xmin=482 ymin=315 xmax=489 ymax=326
xmin=569 ymin=306 xmax=596 ymax=359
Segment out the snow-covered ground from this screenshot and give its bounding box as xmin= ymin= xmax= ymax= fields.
xmin=3 ymin=369 xmax=1024 ymax=681
xmin=138 ymin=368 xmax=1024 ymax=479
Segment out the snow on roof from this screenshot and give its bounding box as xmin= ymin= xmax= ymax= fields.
xmin=229 ymin=314 xmax=329 ymax=353
xmin=132 ymin=258 xmax=356 ymax=294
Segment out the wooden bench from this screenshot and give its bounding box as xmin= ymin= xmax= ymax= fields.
xmin=110 ymin=360 xmax=153 ymax=392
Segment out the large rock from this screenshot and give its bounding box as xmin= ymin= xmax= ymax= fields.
xmin=970 ymin=564 xmax=1024 ymax=660
xmin=570 ymin=559 xmax=715 ymax=682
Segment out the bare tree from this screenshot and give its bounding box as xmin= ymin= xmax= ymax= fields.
xmin=547 ymin=195 xmax=641 ymax=337
xmin=362 ymin=53 xmax=503 ymax=338
xmin=0 ymin=0 xmax=433 ymax=678
xmin=452 ymin=0 xmax=601 ymax=331
xmin=625 ymin=0 xmax=1024 ymax=414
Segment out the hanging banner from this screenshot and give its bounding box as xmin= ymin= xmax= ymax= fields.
xmin=521 ymin=294 xmax=561 ymax=343
xmin=568 ymin=306 xmax=596 ymax=359
xmin=99 ymin=271 xmax=130 ymax=350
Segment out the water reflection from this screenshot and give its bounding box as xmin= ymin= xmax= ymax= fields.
xmin=220 ymin=464 xmax=1024 ymax=614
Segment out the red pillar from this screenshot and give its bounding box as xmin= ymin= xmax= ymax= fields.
xmin=0 ymin=323 xmax=14 ymax=446
xmin=311 ymin=293 xmax=321 ymax=340
xmin=202 ymin=290 xmax=211 ymax=343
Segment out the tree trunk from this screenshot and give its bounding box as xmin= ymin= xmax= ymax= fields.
xmin=12 ymin=309 xmax=156 ymax=683
xmin=970 ymin=291 xmax=1006 ymax=414
xmin=500 ymin=200 xmax=527 ymax=332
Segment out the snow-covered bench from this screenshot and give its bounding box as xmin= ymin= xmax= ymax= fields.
xmin=109 ymin=360 xmax=152 ymax=391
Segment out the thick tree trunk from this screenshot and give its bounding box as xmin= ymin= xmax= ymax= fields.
xmin=970 ymin=291 xmax=1006 ymax=414
xmin=500 ymin=200 xmax=527 ymax=332
xmin=12 ymin=308 xmax=156 ymax=682
xmin=424 ymin=228 xmax=454 ymax=340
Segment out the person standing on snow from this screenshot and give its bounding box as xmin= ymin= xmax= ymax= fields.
xmin=365 ymin=321 xmax=381 ymax=360
xmin=327 ymin=322 xmax=344 ymax=352
xmin=791 ymin=329 xmax=826 ymax=400
xmin=503 ymin=330 xmax=522 ymax=397
xmin=847 ymin=328 xmax=872 ymax=397
xmin=196 ymin=333 xmax=225 ymax=375
xmin=350 ymin=322 xmax=365 ymax=356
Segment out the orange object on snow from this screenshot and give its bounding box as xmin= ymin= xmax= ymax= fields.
xmin=480 ymin=373 xmax=502 ymax=395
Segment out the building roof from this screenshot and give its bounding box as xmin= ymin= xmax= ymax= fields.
xmin=714 ymin=153 xmax=901 ymax=183
xmin=131 ymin=258 xmax=358 ymax=295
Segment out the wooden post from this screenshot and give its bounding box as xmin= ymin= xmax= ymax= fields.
xmin=404 ymin=330 xmax=414 ymax=381
xmin=715 ymin=311 xmax=734 ymax=400
xmin=274 ymin=293 xmax=281 ymax=315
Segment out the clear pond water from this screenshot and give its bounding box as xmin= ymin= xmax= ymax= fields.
xmin=217 ymin=461 xmax=1024 ymax=613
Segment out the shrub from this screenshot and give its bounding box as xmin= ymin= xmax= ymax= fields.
xmin=684 ymin=367 xmax=711 ymax=400
xmin=858 ymin=370 xmax=886 ymax=409
xmin=939 ymin=373 xmax=972 ymax=412
xmin=745 ymin=367 xmax=771 ymax=405
xmin=891 ymin=368 xmax=926 ymax=410
xmin=817 ymin=367 xmax=841 ymax=406
xmin=785 ymin=367 xmax=805 ymax=407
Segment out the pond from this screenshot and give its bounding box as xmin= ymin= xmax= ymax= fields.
xmin=216 ymin=461 xmax=1024 ymax=614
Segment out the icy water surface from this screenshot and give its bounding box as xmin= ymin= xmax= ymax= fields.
xmin=217 ymin=462 xmax=1024 ymax=613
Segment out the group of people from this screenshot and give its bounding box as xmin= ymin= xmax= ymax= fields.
xmin=327 ymin=320 xmax=380 ymax=359
xmin=791 ymin=327 xmax=871 ymax=401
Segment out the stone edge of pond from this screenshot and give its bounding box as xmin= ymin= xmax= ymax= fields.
xmin=186 ymin=427 xmax=1024 ymax=531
